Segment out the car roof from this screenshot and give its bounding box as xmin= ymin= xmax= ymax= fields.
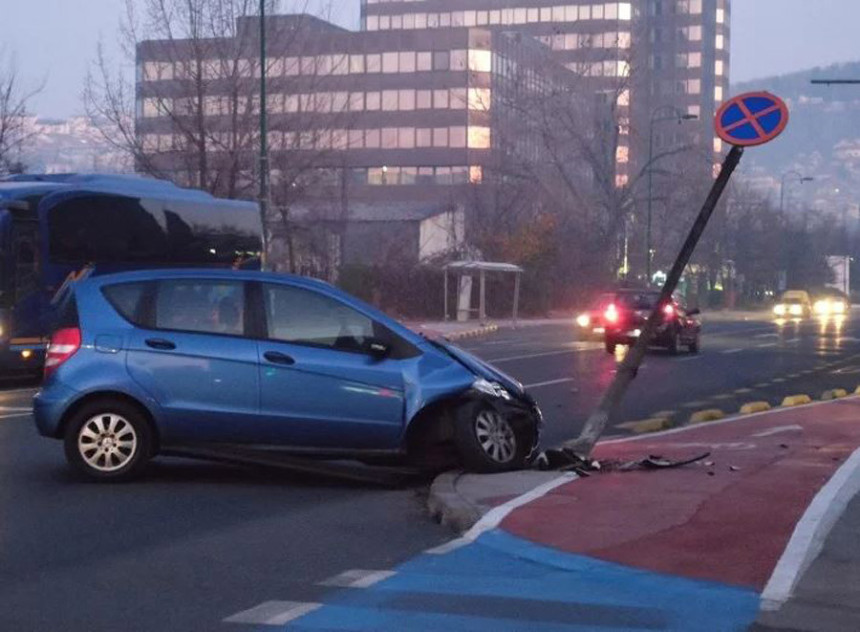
xmin=78 ymin=268 xmax=335 ymax=292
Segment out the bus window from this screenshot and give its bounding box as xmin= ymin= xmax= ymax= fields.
xmin=13 ymin=223 xmax=38 ymax=302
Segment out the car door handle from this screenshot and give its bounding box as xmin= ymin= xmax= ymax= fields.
xmin=264 ymin=351 xmax=295 ymax=365
xmin=145 ymin=338 xmax=176 ymax=351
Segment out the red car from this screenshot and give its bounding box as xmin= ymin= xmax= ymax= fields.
xmin=602 ymin=289 xmax=701 ymax=354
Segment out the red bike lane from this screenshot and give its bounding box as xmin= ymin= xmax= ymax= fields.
xmin=503 ymin=398 xmax=860 ymax=591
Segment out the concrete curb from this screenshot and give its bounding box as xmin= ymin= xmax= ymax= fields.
xmin=426 ymin=471 xmax=484 ymax=533
xmin=739 ymin=401 xmax=771 ymax=415
xmin=821 ymin=388 xmax=848 ymax=401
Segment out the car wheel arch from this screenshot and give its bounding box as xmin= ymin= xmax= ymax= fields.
xmin=57 ymin=391 xmax=160 ymax=452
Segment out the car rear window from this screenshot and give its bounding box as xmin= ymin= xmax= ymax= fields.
xmin=102 ymin=282 xmax=149 ymax=326
xmin=616 ymin=293 xmax=659 ymax=310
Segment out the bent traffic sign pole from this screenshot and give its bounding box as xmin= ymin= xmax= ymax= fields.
xmin=567 ymin=91 xmax=789 ymax=458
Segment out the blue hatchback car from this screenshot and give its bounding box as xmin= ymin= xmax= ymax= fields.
xmin=34 ymin=269 xmax=542 ymax=480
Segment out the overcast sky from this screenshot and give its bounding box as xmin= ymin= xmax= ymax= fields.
xmin=2 ymin=0 xmax=858 ymax=119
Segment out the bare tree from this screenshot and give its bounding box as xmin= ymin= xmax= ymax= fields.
xmin=0 ymin=49 xmax=42 ymax=175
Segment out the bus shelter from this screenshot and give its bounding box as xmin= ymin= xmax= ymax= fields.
xmin=443 ymin=261 xmax=524 ymax=326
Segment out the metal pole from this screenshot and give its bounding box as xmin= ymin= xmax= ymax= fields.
xmin=259 ymin=0 xmax=269 ymax=267
xmin=512 ymin=272 xmax=520 ymax=327
xmin=646 ymin=120 xmax=655 ymax=283
xmin=566 ymin=145 xmax=745 ymax=458
xmin=443 ymin=268 xmax=449 ymax=321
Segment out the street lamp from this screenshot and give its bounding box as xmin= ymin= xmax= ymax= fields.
xmin=259 ymin=0 xmax=269 ymax=265
xmin=646 ymin=106 xmax=698 ymax=283
xmin=778 ymin=170 xmax=814 ymax=213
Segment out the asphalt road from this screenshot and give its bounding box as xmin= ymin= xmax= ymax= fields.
xmin=459 ymin=311 xmax=860 ymax=446
xmin=3 ymin=310 xmax=860 ymax=630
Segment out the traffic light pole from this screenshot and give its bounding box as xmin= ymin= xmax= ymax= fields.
xmin=566 ymin=145 xmax=745 ymax=458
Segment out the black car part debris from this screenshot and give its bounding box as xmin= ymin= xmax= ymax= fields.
xmin=533 ymin=447 xmax=711 ymax=476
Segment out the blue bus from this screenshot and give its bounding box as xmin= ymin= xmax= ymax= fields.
xmin=0 ymin=174 xmax=261 ymax=376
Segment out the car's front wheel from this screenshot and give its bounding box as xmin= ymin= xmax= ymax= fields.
xmin=63 ymin=399 xmax=154 ymax=481
xmin=453 ymin=401 xmax=529 ymax=473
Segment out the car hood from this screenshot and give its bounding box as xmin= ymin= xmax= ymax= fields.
xmin=432 ymin=339 xmax=525 ymax=396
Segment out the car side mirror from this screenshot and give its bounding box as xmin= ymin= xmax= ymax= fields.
xmin=365 ymin=337 xmax=391 ymax=360
xmin=687 ymin=308 xmax=701 ymax=316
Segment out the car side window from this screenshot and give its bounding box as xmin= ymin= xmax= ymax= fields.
xmin=103 ymin=282 xmax=149 ymax=325
xmin=263 ymin=283 xmax=375 ymax=352
xmin=156 ymin=280 xmax=244 ymax=336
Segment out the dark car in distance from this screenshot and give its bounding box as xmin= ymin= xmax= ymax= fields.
xmin=602 ymin=289 xmax=701 ymax=355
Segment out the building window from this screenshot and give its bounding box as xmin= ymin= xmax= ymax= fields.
xmin=467 ymin=126 xmax=491 ymax=149
xmin=468 ymin=49 xmax=492 ymax=72
xmin=379 ymin=15 xmax=390 ymax=30
xmin=715 ymin=59 xmax=724 ymax=75
xmin=450 ymin=50 xmax=467 ymax=70
xmin=417 ymin=90 xmax=432 ymax=109
xmin=468 ymin=87 xmax=491 ymax=111
xmin=717 ymin=8 xmax=725 ymax=23
xmin=489 ymin=9 xmax=501 ymax=24
xmin=469 ymin=166 xmax=483 ymax=184
xmin=366 ymin=54 xmax=381 ymax=73
xmin=449 ymin=126 xmax=466 ymax=148
xmin=450 ymin=88 xmax=467 ymax=109
xmin=615 ymin=145 xmax=629 ymax=164
xmin=688 ymin=104 xmax=701 ymax=117
xmin=382 ymin=128 xmax=398 ymax=149
xmin=619 ymin=2 xmax=632 ymax=20
xmin=348 ymin=129 xmax=364 ymax=149
xmin=366 ymin=129 xmax=381 ymax=148
xmin=415 ymin=13 xmax=427 ymax=28
xmin=593 ymin=4 xmax=604 ymax=19
xmin=715 ymin=85 xmax=724 ymax=101
xmin=417 ymin=51 xmax=432 ymax=71
xmin=366 ymin=15 xmax=378 ymax=30
xmin=382 ymin=52 xmax=398 ymax=73
xmin=416 ymin=128 xmax=432 ymax=147
xmin=399 ymin=51 xmax=415 ymax=73
xmin=433 ymin=127 xmax=449 ymax=147
xmin=399 ymin=89 xmax=415 ymax=110
xmin=284 ymin=57 xmax=299 ymax=76
xmin=349 ymin=54 xmax=365 ymax=74
xmin=366 ymin=92 xmax=381 ymax=110
xmin=433 ymin=51 xmax=450 ymax=71
xmin=399 ymin=128 xmax=415 ymax=149
xmin=713 ymin=137 xmax=723 ymax=153
xmin=433 ymin=89 xmax=449 ymax=108
xmin=716 ymin=34 xmax=725 ymax=50
xmin=382 ymin=90 xmax=398 ymax=111
xmin=476 ymin=10 xmax=488 ymax=25
xmin=349 ymin=92 xmax=364 ymax=111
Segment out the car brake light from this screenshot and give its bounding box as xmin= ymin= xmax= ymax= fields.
xmin=44 ymin=328 xmax=81 ymax=378
xmin=604 ymin=304 xmax=619 ymax=324
xmin=663 ymin=304 xmax=675 ymax=318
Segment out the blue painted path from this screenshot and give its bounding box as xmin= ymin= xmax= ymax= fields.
xmin=260 ymin=530 xmax=760 ymax=631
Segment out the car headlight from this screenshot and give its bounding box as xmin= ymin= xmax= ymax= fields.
xmin=576 ymin=313 xmax=590 ymax=328
xmin=814 ymin=300 xmax=829 ymax=314
xmin=789 ymin=304 xmax=803 ymax=316
xmin=832 ymin=301 xmax=846 ymax=313
xmin=774 ymin=304 xmax=786 ymax=316
xmin=472 ymin=378 xmax=512 ymax=400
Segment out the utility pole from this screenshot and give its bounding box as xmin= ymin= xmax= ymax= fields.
xmin=258 ymin=0 xmax=270 ymax=267
xmin=779 ymin=170 xmax=814 ymax=214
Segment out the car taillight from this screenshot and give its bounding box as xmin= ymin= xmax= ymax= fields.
xmin=44 ymin=328 xmax=81 ymax=378
xmin=663 ymin=304 xmax=675 ymax=318
xmin=604 ymin=304 xmax=619 ymax=324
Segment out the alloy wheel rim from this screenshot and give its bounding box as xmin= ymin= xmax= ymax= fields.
xmin=474 ymin=410 xmax=517 ymax=463
xmin=78 ymin=413 xmax=137 ymax=472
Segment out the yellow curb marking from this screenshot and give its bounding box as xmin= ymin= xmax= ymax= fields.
xmin=689 ymin=409 xmax=726 ymax=424
xmin=617 ymin=418 xmax=673 ymax=434
xmin=821 ymin=389 xmax=848 ymax=401
xmin=740 ymin=401 xmax=772 ymax=415
xmin=782 ymin=394 xmax=812 ymax=407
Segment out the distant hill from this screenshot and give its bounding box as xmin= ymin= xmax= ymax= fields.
xmin=733 ymin=61 xmax=860 ymax=218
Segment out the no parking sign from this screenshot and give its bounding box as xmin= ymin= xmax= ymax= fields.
xmin=715 ymin=91 xmax=789 ymax=147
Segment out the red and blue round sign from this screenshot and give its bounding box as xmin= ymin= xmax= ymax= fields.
xmin=715 ymin=92 xmax=789 ymax=147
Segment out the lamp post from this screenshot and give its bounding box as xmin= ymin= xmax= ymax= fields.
xmin=778 ymin=170 xmax=814 ymax=214
xmin=259 ymin=0 xmax=269 ymax=265
xmin=646 ymin=106 xmax=697 ymax=283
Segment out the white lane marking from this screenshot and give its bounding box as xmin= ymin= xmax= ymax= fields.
xmin=0 ymin=413 xmax=31 ymax=420
xmin=755 ymin=333 xmax=780 ymax=339
xmin=223 ymin=601 xmax=321 ymax=625
xmin=761 ymin=446 xmax=860 ymax=611
xmin=758 ymin=342 xmax=778 ymax=348
xmin=786 ymin=338 xmax=801 ymax=344
xmin=319 ymin=569 xmax=396 ymax=588
xmin=488 ymin=349 xmax=579 ymax=363
xmin=678 ymin=355 xmax=702 ymax=362
xmin=425 ymin=473 xmax=578 ymax=555
xmin=524 ymin=378 xmax=575 ymax=389
xmin=722 ymin=348 xmax=744 ymax=354
xmin=752 ymin=425 xmax=803 ymax=438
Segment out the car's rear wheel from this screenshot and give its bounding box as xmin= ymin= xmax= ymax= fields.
xmin=453 ymin=401 xmax=528 ymax=473
xmin=63 ymin=399 xmax=154 ymax=481
xmin=605 ymin=339 xmax=617 ymax=355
